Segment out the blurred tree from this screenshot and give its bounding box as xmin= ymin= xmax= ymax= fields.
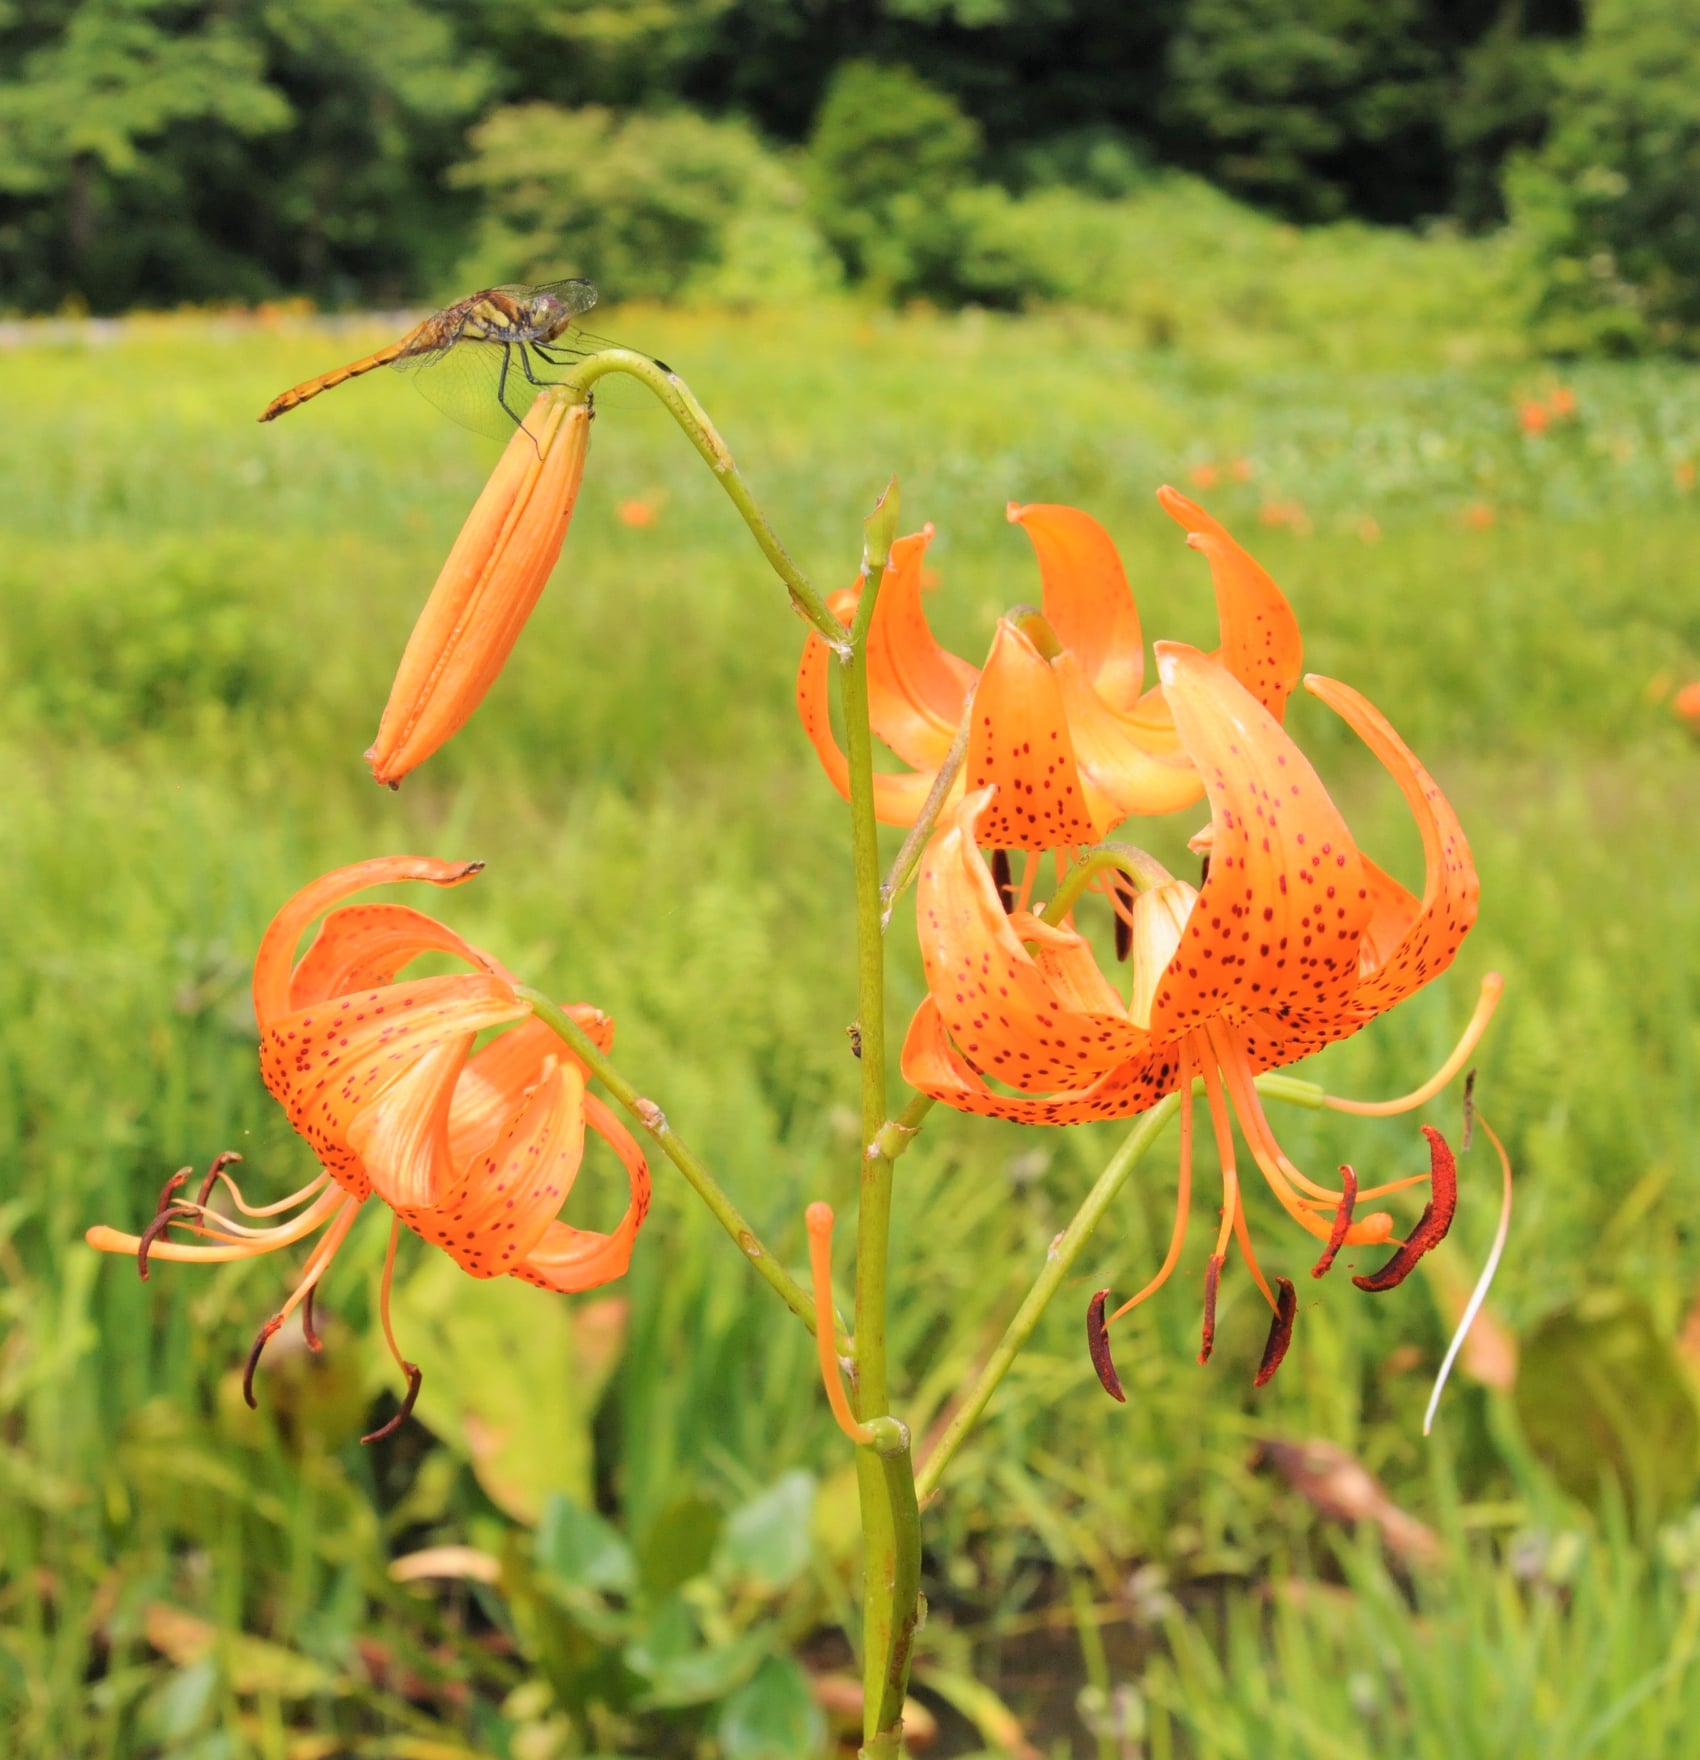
xmin=0 ymin=0 xmax=288 ymax=306
xmin=452 ymin=103 xmax=834 ymax=303
xmin=0 ymin=0 xmax=491 ymax=309
xmin=805 ymin=58 xmax=982 ymax=295
xmin=1507 ymin=0 xmax=1700 ymax=356
xmin=1157 ymin=0 xmax=1450 ymax=221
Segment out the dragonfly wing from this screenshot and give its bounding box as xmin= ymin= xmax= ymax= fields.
xmin=393 ymin=339 xmax=567 ymax=444
xmin=495 ymin=278 xmax=598 ymax=318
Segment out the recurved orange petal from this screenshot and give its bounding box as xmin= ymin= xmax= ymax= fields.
xmin=1051 ymin=650 xmax=1206 ymax=821
xmin=348 ymin=1033 xmax=471 ymax=1211
xmin=899 ymin=996 xmax=1181 ymax=1124
xmin=1009 ymin=503 xmax=1143 ymax=711
xmin=289 ymin=903 xmax=514 ymax=1009
xmin=965 ymin=622 xmax=1100 ymax=850
xmin=1157 ymin=487 xmax=1302 ymax=720
xmin=796 ymin=590 xmax=950 ymax=826
xmin=447 ymin=1010 xmax=613 ymax=1167
xmin=261 ymin=974 xmax=527 ymax=1197
xmin=400 ymin=1056 xmax=586 ymax=1279
xmin=864 ymin=528 xmax=976 ymax=768
xmin=1305 ymin=673 xmax=1478 ymax=1014
xmin=916 ymin=788 xmax=1144 ymax=1091
xmin=1147 ymin=644 xmax=1370 ymax=1043
xmin=515 ymin=1093 xmax=651 ymax=1292
xmin=254 ymin=858 xmax=487 ymax=1024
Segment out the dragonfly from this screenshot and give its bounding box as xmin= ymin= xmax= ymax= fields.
xmin=259 ymin=278 xmax=601 ymax=442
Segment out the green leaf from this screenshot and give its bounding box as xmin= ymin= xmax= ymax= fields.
xmin=716 ymin=1654 xmax=826 ymax=1760
xmin=718 ymin=1470 xmax=817 ymax=1592
xmin=1515 ymin=1289 xmax=1700 ymax=1527
xmin=391 ymin=1253 xmax=626 ymax=1524
xmin=536 ymin=1493 xmax=637 ymax=1596
xmin=631 ymin=1616 xmax=779 ymax=1710
xmin=637 ymin=1492 xmax=722 ymax=1600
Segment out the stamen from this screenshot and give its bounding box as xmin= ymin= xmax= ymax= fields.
xmin=805 ymin=1203 xmax=876 ymax=1445
xmin=243 ymin=1316 xmax=283 ymax=1408
xmin=1312 ymin=1167 xmax=1357 ymax=1278
xmin=1105 ymin=1043 xmax=1196 ymax=1328
xmin=364 ymin=1214 xmax=422 ymax=1446
xmin=302 ymin=1283 xmax=321 ymax=1352
xmin=1199 ymin=1253 xmax=1224 ymax=1364
xmin=136 ymin=1169 xmax=200 ymax=1280
xmin=1112 ymin=872 xmax=1136 ymax=963
xmin=1253 ymin=1278 xmax=1298 ymax=1388
xmin=192 ymin=1151 xmax=244 ymax=1207
xmin=1462 ymin=1067 xmax=1476 ymax=1153
xmin=1086 ymin=1290 xmax=1125 ymax=1402
xmin=1325 ymin=974 xmax=1503 ymax=1118
xmin=361 ymin=1365 xmax=423 ymax=1446
xmin=1423 ymin=1114 xmax=1512 ymax=1435
xmin=1230 ymin=1201 xmax=1278 ymax=1311
xmin=1353 ymin=1126 xmax=1458 ymax=1293
xmin=991 ymin=848 xmax=1016 ymax=914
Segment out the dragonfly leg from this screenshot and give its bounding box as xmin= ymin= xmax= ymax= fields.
xmin=494 ymin=342 xmax=528 ymax=432
xmin=516 ymin=341 xmax=571 ymax=388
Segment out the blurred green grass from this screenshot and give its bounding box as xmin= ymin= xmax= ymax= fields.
xmin=3 ymin=300 xmax=1700 ymax=1756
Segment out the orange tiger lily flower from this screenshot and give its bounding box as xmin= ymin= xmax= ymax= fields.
xmin=900 ymin=644 xmax=1499 ymax=1381
xmin=368 ymin=392 xmax=591 ymax=787
xmin=796 ymin=490 xmax=1301 ymax=849
xmin=86 ymin=857 xmax=648 ymax=1438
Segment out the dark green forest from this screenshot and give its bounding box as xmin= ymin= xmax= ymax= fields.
xmin=2 ymin=0 xmax=1698 ymax=353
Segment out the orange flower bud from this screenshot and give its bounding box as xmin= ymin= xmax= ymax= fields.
xmin=367 ymin=394 xmax=591 ymax=786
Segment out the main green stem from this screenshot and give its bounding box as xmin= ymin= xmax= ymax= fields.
xmin=841 ymin=501 xmax=922 ymax=1757
xmin=914 ymin=1095 xmax=1180 ymax=1505
xmin=518 ymin=989 xmax=838 ymax=1349
xmin=559 ymin=350 xmax=844 ymax=646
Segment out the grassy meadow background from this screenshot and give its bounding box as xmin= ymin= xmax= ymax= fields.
xmin=4 ymin=264 xmax=1700 ymax=1756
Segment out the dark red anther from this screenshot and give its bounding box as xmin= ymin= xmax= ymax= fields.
xmin=1253 ymin=1278 xmax=1297 ymax=1387
xmin=1112 ymin=874 xmax=1136 ymax=963
xmin=193 ymin=1149 xmax=244 ymax=1208
xmin=301 ymin=1284 xmax=322 ymax=1352
xmin=1199 ymin=1253 xmax=1225 ymax=1364
xmin=1353 ymin=1126 xmax=1458 ymax=1293
xmin=137 ymin=1172 xmax=192 ymax=1282
xmin=991 ymin=848 xmax=1016 ymax=914
xmin=1312 ymin=1166 xmax=1358 ymax=1278
xmin=1086 ymin=1289 xmax=1126 ymax=1403
xmin=243 ymin=1316 xmax=283 ymax=1409
xmin=362 ymin=1363 xmax=423 ymax=1445
xmin=1462 ymin=1068 xmax=1477 ymax=1153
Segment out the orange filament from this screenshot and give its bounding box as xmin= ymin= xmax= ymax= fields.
xmin=1104 ymin=1042 xmax=1196 ymax=1329
xmin=805 ymin=1203 xmax=875 ymax=1445
xmin=1325 ymin=974 xmax=1503 ymax=1117
xmin=364 ymin=1214 xmax=422 ymax=1445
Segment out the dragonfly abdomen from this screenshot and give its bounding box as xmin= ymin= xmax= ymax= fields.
xmin=259 ymin=338 xmax=415 ymax=422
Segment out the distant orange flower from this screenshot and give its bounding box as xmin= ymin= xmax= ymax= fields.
xmin=618 ymin=497 xmax=659 ymax=528
xmin=1258 ymin=498 xmax=1310 ymax=534
xmin=796 ymin=491 xmax=1301 ymax=849
xmin=1357 ymin=516 xmax=1382 ymax=544
xmin=1676 ymin=460 xmax=1695 ymax=492
xmin=1517 ymin=399 xmax=1551 ymax=437
xmin=1548 ymin=385 xmax=1578 ymax=419
xmin=902 ymin=645 xmax=1494 ymax=1381
xmin=1229 ymin=457 xmax=1255 ymax=483
xmin=368 ymin=393 xmax=591 ymax=787
xmin=1464 ymin=502 xmax=1496 ymax=531
xmin=87 ymin=858 xmax=648 ymax=1437
xmin=1189 ymin=461 xmax=1220 ymax=489
xmin=1675 ymin=680 xmax=1700 ymax=735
